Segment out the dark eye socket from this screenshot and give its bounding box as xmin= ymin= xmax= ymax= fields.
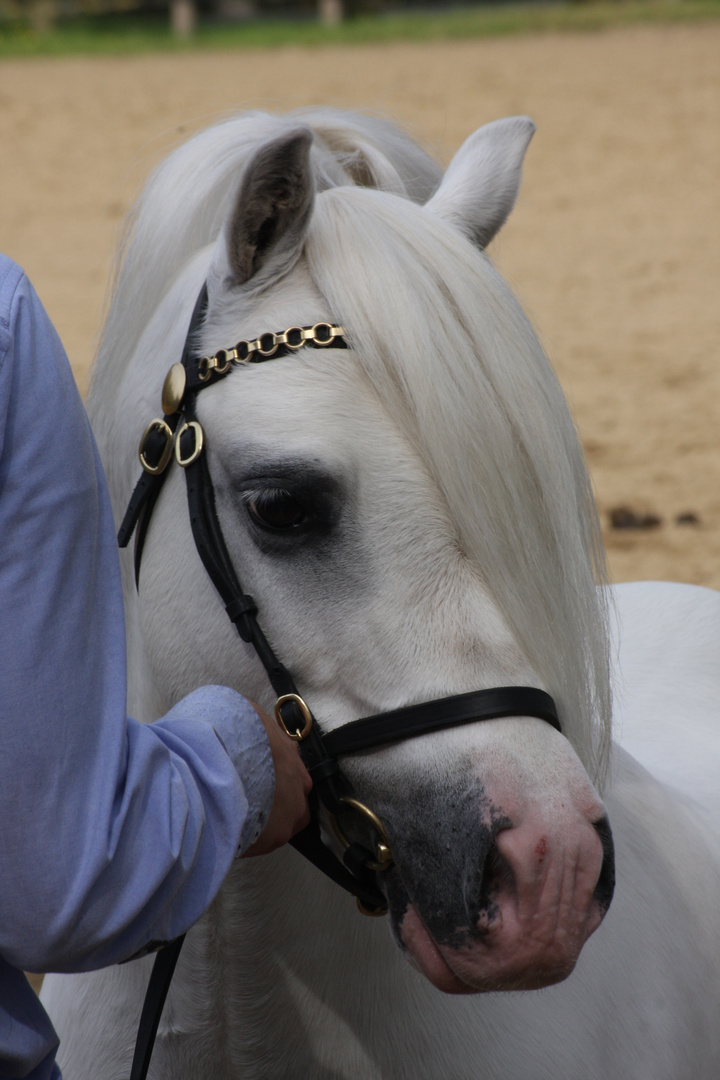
xmin=244 ymin=488 xmax=310 ymax=531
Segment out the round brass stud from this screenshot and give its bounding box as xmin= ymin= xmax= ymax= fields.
xmin=161 ymin=363 xmax=186 ymax=416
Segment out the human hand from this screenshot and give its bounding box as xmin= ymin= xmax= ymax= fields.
xmin=242 ymin=702 xmax=313 ymax=857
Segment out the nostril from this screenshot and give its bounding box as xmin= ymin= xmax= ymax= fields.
xmin=471 ymin=840 xmax=514 ymax=933
xmin=592 ymin=815 xmax=616 ymax=913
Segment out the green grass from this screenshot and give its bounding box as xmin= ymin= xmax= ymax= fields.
xmin=2 ymin=0 xmax=720 ymax=57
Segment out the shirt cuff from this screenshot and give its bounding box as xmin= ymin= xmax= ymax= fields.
xmin=168 ymin=685 xmax=275 ymax=853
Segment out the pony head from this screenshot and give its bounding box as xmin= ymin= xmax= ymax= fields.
xmin=91 ymin=109 xmax=613 ymax=993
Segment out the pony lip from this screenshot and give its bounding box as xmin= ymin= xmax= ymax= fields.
xmin=399 ymin=895 xmax=594 ymax=995
xmin=400 ymin=905 xmax=480 ymax=995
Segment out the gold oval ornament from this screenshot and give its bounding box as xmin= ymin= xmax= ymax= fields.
xmin=161 ymin=363 xmax=186 ymax=416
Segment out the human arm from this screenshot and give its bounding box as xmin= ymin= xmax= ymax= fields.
xmin=242 ymin=704 xmax=313 ymax=856
xmin=0 ymin=256 xmax=309 ymax=973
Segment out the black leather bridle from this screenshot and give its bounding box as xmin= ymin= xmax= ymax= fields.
xmin=118 ymin=285 xmax=562 ymax=1080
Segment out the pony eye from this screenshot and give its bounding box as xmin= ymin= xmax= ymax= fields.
xmin=245 ymin=489 xmax=309 ymax=530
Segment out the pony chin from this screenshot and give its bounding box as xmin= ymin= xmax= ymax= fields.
xmin=398 ymin=902 xmax=594 ymax=995
xmin=399 ymin=906 xmax=482 ymax=995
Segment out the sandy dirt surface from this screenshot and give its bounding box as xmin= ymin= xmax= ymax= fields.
xmin=1 ymin=21 xmax=719 ymax=587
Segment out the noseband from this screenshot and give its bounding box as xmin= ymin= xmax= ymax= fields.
xmin=119 ymin=285 xmax=561 ymax=1080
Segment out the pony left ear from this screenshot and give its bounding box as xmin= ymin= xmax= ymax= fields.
xmin=425 ymin=117 xmax=536 ymax=249
xmin=225 ymin=126 xmax=316 ymax=287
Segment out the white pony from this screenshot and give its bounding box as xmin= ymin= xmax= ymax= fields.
xmin=42 ymin=108 xmax=720 ymax=1079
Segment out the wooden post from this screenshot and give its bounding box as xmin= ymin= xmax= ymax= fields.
xmin=318 ymin=0 xmax=343 ymax=25
xmin=170 ymin=0 xmax=196 ymax=37
xmin=28 ymin=0 xmax=58 ymax=33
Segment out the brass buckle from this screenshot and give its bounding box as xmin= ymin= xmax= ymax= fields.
xmin=138 ymin=419 xmax=174 ymax=476
xmin=331 ymin=796 xmax=394 ymax=873
xmin=274 ymin=693 xmax=313 ymax=741
xmin=174 ymin=421 xmax=204 ymax=467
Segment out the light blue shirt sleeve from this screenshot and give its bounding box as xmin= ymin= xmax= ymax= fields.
xmin=0 ymin=255 xmax=275 ymax=980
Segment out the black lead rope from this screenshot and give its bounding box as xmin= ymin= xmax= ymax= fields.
xmin=119 ymin=284 xmax=562 ymax=1080
xmin=128 ymin=936 xmax=184 ymax=1080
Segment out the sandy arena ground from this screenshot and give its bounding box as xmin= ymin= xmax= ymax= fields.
xmin=1 ymin=21 xmax=719 ymax=587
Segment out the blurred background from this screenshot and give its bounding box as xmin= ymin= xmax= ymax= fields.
xmin=1 ymin=0 xmax=719 ymax=588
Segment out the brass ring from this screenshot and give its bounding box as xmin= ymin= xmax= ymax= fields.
xmin=234 ymin=340 xmax=252 ymax=364
xmin=283 ymin=326 xmax=305 ymax=350
xmin=214 ymin=349 xmax=232 ymax=375
xmin=174 ymin=421 xmax=204 ymax=468
xmin=139 ymin=419 xmax=174 ymax=476
xmin=311 ymin=322 xmax=335 ymax=345
xmin=256 ymin=333 xmax=279 ymax=357
xmin=356 ymin=898 xmax=388 ymax=917
xmin=330 ymin=796 xmax=394 ymax=872
xmin=274 ymin=693 xmax=313 ymax=741
xmin=197 ymin=357 xmax=213 ymax=382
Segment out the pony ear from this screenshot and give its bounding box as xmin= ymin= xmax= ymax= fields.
xmin=425 ymin=117 xmax=535 ymax=249
xmin=225 ymin=127 xmax=315 ymax=287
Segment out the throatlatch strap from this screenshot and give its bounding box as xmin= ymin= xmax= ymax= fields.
xmin=323 ymin=686 xmax=561 ymax=758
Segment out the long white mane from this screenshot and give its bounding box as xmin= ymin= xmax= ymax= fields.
xmin=89 ymin=108 xmax=611 ymax=786
xmin=306 ymin=188 xmax=611 ymax=783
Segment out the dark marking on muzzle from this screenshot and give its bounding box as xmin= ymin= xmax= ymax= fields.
xmin=374 ymin=781 xmax=511 ymax=950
